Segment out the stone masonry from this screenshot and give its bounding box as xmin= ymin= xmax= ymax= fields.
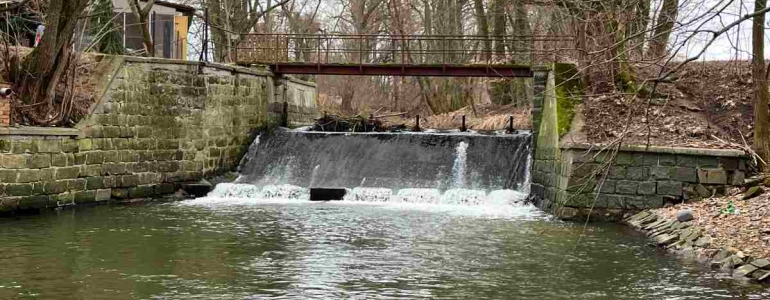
xmin=529 ymin=64 xmax=748 ymax=221
xmin=0 ymin=56 xmax=318 ymax=212
xmin=0 ymin=97 xmax=9 ymax=127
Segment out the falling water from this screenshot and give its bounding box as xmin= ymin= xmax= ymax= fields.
xmin=450 ymin=141 xmax=469 ymax=188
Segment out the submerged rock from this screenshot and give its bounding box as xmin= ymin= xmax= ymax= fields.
xmin=676 ymin=209 xmax=694 ymax=222
xmin=735 ymin=264 xmax=758 ymax=277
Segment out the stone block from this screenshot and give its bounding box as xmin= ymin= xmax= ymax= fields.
xmin=609 ymin=166 xmax=627 ymax=179
xmin=719 ymin=157 xmax=739 ymax=170
xmin=80 ymin=165 xmax=102 ymax=177
xmin=155 ymin=183 xmax=175 ymax=195
xmin=129 ymin=185 xmax=155 ymax=198
xmin=659 ymin=154 xmax=676 ymax=166
xmin=86 ymin=151 xmax=104 ymax=164
xmin=697 ymin=156 xmax=719 ymax=168
xmin=28 ymin=154 xmax=51 ymax=168
xmin=103 ymin=126 xmax=121 ymax=138
xmin=6 ymin=183 xmax=33 ymax=196
xmin=705 ymin=170 xmax=728 ymax=185
xmin=102 ymin=151 xmax=121 ymax=163
xmin=638 ymin=181 xmax=657 ymax=195
xmin=11 ymin=140 xmax=36 ymax=153
xmin=74 ymin=190 xmax=96 ymax=204
xmin=730 ymin=170 xmax=745 ymax=186
xmin=16 ymin=169 xmax=39 ymax=183
xmin=119 ymin=174 xmax=140 ymax=187
xmin=40 ymin=168 xmax=56 ymax=181
xmin=61 ymin=139 xmax=79 ymax=152
xmin=43 ymin=180 xmax=68 ymax=194
xmin=67 ymin=178 xmax=87 ymax=191
xmin=55 ymin=166 xmax=80 ymax=179
xmin=626 ymin=167 xmax=649 ymax=180
xmin=111 ymin=188 xmax=129 ymax=199
xmin=672 ymin=155 xmax=695 ymax=167
xmin=2 ymin=154 xmax=28 ymax=169
xmin=624 ymin=195 xmax=647 ymax=209
xmin=602 ymin=194 xmax=625 ymax=208
xmin=19 ymin=195 xmax=48 ymax=209
xmin=86 ymin=177 xmax=104 ymax=190
xmin=695 ymin=184 xmax=711 ymax=198
xmin=102 ymin=163 xmax=127 ymax=175
xmin=51 ymin=153 xmax=70 ymax=167
xmin=657 ymin=181 xmax=683 ymax=196
xmin=596 ymin=179 xmax=616 ymax=193
xmin=669 ymin=167 xmax=697 ymax=183
xmin=95 ymin=189 xmax=111 ymax=201
xmin=37 ymin=140 xmax=62 ymax=153
xmin=74 ymin=153 xmax=86 ymax=165
xmin=0 ymin=169 xmax=18 ymax=183
xmin=78 ymin=139 xmax=93 ymax=151
xmin=616 ymin=180 xmax=639 ymax=195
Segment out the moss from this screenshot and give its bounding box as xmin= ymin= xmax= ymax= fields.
xmin=553 ymin=63 xmax=585 ymax=136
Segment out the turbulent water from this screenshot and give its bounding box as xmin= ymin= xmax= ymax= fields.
xmin=0 ymin=129 xmax=767 ymax=299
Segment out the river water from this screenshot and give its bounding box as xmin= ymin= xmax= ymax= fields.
xmin=0 ymin=185 xmax=767 ymax=300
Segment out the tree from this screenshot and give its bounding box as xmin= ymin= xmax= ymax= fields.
xmin=91 ymin=0 xmax=124 ymax=54
xmin=647 ymin=0 xmax=677 ymax=59
xmin=14 ymin=0 xmax=91 ymax=124
xmin=472 ymin=0 xmax=491 ymax=61
xmin=752 ymin=0 xmax=770 ymax=169
xmin=128 ymin=0 xmax=156 ymax=57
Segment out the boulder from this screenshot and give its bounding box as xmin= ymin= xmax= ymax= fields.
xmin=677 ymin=209 xmax=694 ymax=222
xmin=695 ymin=184 xmax=711 ymax=198
xmin=743 ymin=186 xmax=763 ymax=200
xmin=735 ymin=264 xmax=758 ymax=277
xmin=753 ymin=270 xmax=770 ymax=282
xmin=750 ymin=258 xmax=770 ymax=269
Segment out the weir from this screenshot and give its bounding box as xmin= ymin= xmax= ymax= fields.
xmin=213 ymin=128 xmax=533 ymax=205
xmin=237 ymin=129 xmax=531 ymax=189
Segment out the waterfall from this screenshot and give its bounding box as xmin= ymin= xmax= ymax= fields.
xmin=237 ymin=129 xmax=532 ymax=191
xmin=450 ymin=141 xmax=469 ymax=188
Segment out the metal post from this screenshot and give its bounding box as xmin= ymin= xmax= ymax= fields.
xmin=282 ymin=101 xmax=289 ymax=127
xmin=506 ymin=115 xmax=515 ymax=133
xmin=460 ymin=115 xmax=467 ymax=132
xmin=413 ymin=115 xmax=421 ymax=132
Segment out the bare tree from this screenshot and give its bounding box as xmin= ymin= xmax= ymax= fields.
xmin=752 ymin=0 xmax=770 ymax=168
xmin=128 ymin=0 xmax=156 ymax=57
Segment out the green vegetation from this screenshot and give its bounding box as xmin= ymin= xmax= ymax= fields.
xmin=553 ymin=63 xmax=585 ymax=136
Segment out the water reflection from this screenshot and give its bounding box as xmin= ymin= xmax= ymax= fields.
xmin=0 ymin=201 xmax=766 ymax=300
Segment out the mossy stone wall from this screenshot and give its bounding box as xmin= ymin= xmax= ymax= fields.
xmin=0 ymin=56 xmax=317 ymax=212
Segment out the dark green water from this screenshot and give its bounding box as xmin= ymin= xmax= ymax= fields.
xmin=0 ymin=199 xmax=767 ymax=300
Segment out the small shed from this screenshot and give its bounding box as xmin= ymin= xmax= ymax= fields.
xmin=112 ymin=0 xmax=194 ymax=59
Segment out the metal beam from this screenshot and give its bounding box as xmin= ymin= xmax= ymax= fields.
xmin=268 ymin=63 xmax=533 ymax=77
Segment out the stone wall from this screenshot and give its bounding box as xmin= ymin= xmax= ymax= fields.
xmin=0 ymin=56 xmax=318 ymax=212
xmin=275 ymin=76 xmax=319 ymax=127
xmin=0 ymin=97 xmax=9 ymax=127
xmin=529 ymin=65 xmax=749 ymax=221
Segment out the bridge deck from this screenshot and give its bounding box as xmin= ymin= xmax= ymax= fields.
xmin=262 ymin=63 xmax=533 ymax=77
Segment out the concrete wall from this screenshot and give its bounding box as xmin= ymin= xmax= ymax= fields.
xmin=529 ymin=65 xmax=748 ymax=221
xmin=271 ymin=76 xmax=319 ymax=127
xmin=0 ymin=56 xmax=317 ymax=212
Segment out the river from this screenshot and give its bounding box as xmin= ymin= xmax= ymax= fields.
xmin=0 ymin=187 xmax=767 ymax=299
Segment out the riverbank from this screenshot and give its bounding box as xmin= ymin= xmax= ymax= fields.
xmin=625 ymin=178 xmax=770 ymax=282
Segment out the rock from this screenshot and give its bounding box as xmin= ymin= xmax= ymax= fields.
xmin=720 ymin=255 xmax=745 ymax=269
xmin=714 ymin=248 xmax=732 ymax=261
xmin=677 ymin=209 xmax=694 ymax=222
xmin=735 ymin=264 xmax=759 ymax=277
xmin=750 ymin=259 xmax=770 ymax=269
xmin=654 ymin=233 xmax=679 ymax=246
xmin=694 ymin=236 xmax=711 ymax=248
xmin=754 ymin=270 xmax=770 ymax=282
xmin=764 ymin=177 xmax=770 ymax=187
xmin=743 ymin=186 xmax=763 ymax=200
xmin=695 ymin=184 xmax=711 ymax=198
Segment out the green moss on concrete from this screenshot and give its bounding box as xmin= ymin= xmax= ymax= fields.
xmin=553 ymin=63 xmax=585 ymax=136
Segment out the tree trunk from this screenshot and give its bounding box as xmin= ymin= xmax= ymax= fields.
xmin=472 ymin=0 xmax=491 ymax=61
xmin=752 ymin=0 xmax=770 ymax=169
xmin=630 ymin=0 xmax=651 ymax=58
xmin=129 ymin=0 xmax=156 ymax=57
xmin=647 ymin=0 xmax=677 ymax=59
xmin=492 ymin=0 xmax=506 ymax=59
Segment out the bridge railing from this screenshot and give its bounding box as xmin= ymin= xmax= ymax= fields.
xmin=235 ymin=33 xmax=570 ymax=66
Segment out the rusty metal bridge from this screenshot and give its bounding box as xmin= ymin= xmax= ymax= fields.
xmin=234 ymin=33 xmax=569 ymax=77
